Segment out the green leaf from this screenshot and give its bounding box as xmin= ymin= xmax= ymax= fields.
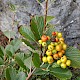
xmin=46 ymin=16 xmax=54 ymax=24
xmin=6 ymin=68 xmax=11 ymax=80
xmin=6 ymin=67 xmax=17 ymax=80
xmin=0 ymin=46 xmax=4 ymax=57
xmin=15 ymin=53 xmax=27 ymax=70
xmin=76 ymin=77 xmax=80 ymax=80
xmin=19 ymin=26 xmax=36 ymax=42
xmin=52 ymin=62 xmax=60 ymax=68
xmin=10 ymin=39 xmax=21 ymax=52
xmin=22 ymin=39 xmax=35 ymax=49
xmin=46 ymin=26 xmax=56 ymax=37
xmin=32 ymin=53 xmax=41 ymax=68
xmin=49 ymin=67 xmax=72 ymax=80
xmin=30 ymin=16 xmax=44 ymax=40
xmin=34 ymin=68 xmax=47 ymax=75
xmin=0 ymin=57 xmax=4 ymax=65
xmin=5 ymin=45 xmax=15 ymax=57
xmin=24 ymin=56 xmax=33 ymax=69
xmin=3 ymin=30 xmax=16 ymax=39
xmin=37 ymin=0 xmax=42 ymax=3
xmin=65 ymin=47 xmax=80 ymax=68
xmin=16 ymin=72 xmax=26 ymax=80
xmin=9 ymin=3 xmax=16 ymax=11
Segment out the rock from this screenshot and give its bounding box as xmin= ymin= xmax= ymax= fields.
xmin=0 ymin=0 xmax=80 ymax=49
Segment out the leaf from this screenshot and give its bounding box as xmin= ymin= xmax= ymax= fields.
xmin=3 ymin=30 xmax=16 ymax=39
xmin=0 ymin=46 xmax=4 ymax=57
xmin=22 ymin=39 xmax=35 ymax=49
xmin=76 ymin=77 xmax=80 ymax=80
xmin=0 ymin=57 xmax=4 ymax=65
xmin=37 ymin=0 xmax=42 ymax=3
xmin=5 ymin=45 xmax=15 ymax=57
xmin=6 ymin=68 xmax=11 ymax=80
xmin=19 ymin=26 xmax=36 ymax=42
xmin=24 ymin=56 xmax=32 ymax=69
xmin=10 ymin=39 xmax=21 ymax=52
xmin=9 ymin=3 xmax=16 ymax=11
xmin=46 ymin=16 xmax=54 ymax=24
xmin=15 ymin=53 xmax=27 ymax=70
xmin=34 ymin=68 xmax=47 ymax=75
xmin=16 ymin=72 xmax=26 ymax=80
xmin=6 ymin=67 xmax=17 ymax=80
xmin=30 ymin=16 xmax=44 ymax=40
xmin=46 ymin=26 xmax=56 ymax=37
xmin=52 ymin=62 xmax=60 ymax=68
xmin=65 ymin=47 xmax=80 ymax=68
xmin=32 ymin=53 xmax=41 ymax=68
xmin=49 ymin=67 xmax=72 ymax=80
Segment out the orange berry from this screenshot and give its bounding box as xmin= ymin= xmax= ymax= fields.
xmin=58 ymin=52 xmax=63 ymax=58
xmin=47 ymin=36 xmax=50 ymax=40
xmin=59 ymin=37 xmax=64 ymax=42
xmin=56 ymin=44 xmax=62 ymax=51
xmin=61 ymin=50 xmax=65 ymax=54
xmin=52 ymin=32 xmax=57 ymax=36
xmin=53 ymin=54 xmax=59 ymax=60
xmin=55 ymin=37 xmax=59 ymax=42
xmin=41 ymin=35 xmax=48 ymax=42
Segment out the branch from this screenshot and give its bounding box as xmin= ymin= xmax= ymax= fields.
xmin=26 ymin=68 xmax=36 ymax=80
xmin=44 ymin=0 xmax=48 ymax=31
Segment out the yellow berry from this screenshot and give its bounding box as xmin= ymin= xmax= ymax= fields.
xmin=59 ymin=37 xmax=64 ymax=42
xmin=48 ymin=45 xmax=54 ymax=50
xmin=63 ymin=44 xmax=67 ymax=50
xmin=47 ymin=56 xmax=53 ymax=63
xmin=46 ymin=50 xmax=52 ymax=56
xmin=38 ymin=40 xmax=43 ymax=44
xmin=42 ymin=56 xmax=47 ymax=63
xmin=52 ymin=49 xmax=57 ymax=54
xmin=66 ymin=60 xmax=71 ymax=66
xmin=57 ymin=32 xmax=62 ymax=38
xmin=61 ymin=63 xmax=67 ymax=69
xmin=42 ymin=42 xmax=47 ymax=47
xmin=57 ymin=60 xmax=62 ymax=65
xmin=50 ymin=42 xmax=55 ymax=46
xmin=61 ymin=56 xmax=67 ymax=63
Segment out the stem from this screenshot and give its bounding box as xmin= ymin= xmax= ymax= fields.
xmin=46 ymin=64 xmax=50 ymax=70
xmin=44 ymin=0 xmax=48 ymax=31
xmin=26 ymin=68 xmax=36 ymax=80
xmin=40 ymin=45 xmax=43 ymax=61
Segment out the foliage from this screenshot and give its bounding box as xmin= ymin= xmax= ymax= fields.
xmin=0 ymin=1 xmax=80 ymax=80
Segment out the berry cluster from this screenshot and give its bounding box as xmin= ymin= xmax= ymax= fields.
xmin=38 ymin=32 xmax=71 ymax=69
xmin=57 ymin=56 xmax=71 ymax=68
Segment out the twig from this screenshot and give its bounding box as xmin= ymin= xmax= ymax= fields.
xmin=44 ymin=0 xmax=48 ymax=31
xmin=26 ymin=68 xmax=36 ymax=80
xmin=36 ymin=0 xmax=44 ymax=9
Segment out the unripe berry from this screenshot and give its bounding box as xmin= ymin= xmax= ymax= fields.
xmin=61 ymin=63 xmax=67 ymax=69
xmin=48 ymin=45 xmax=54 ymax=50
xmin=66 ymin=60 xmax=71 ymax=66
xmin=38 ymin=40 xmax=43 ymax=44
xmin=57 ymin=32 xmax=62 ymax=38
xmin=42 ymin=57 xmax=47 ymax=63
xmin=46 ymin=50 xmax=52 ymax=56
xmin=42 ymin=42 xmax=47 ymax=47
xmin=57 ymin=60 xmax=62 ymax=65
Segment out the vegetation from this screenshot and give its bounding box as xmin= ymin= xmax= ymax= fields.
xmin=0 ymin=0 xmax=80 ymax=80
